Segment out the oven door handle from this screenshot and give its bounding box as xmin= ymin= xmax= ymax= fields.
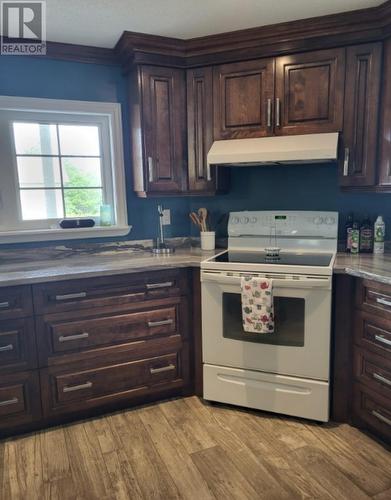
xmin=201 ymin=272 xmax=331 ymax=289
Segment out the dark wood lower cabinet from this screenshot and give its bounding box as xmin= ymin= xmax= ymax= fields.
xmin=0 ymin=269 xmax=193 ymax=437
xmin=333 ymin=275 xmax=391 ymax=444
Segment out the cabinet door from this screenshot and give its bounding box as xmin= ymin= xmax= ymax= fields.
xmin=275 ymin=48 xmax=345 ymax=135
xmin=213 ymin=59 xmax=275 ymax=140
xmin=187 ymin=67 xmax=228 ymax=193
xmin=141 ymin=66 xmax=187 ymax=193
xmin=340 ymin=43 xmax=382 ymax=187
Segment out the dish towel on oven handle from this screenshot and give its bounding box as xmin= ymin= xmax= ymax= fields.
xmin=241 ymin=276 xmax=274 ymax=333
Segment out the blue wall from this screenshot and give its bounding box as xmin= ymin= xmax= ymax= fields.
xmin=1 ymin=55 xmax=391 ymax=248
xmin=190 ymin=164 xmax=391 ymax=240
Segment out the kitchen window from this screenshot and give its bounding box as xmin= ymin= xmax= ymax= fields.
xmin=0 ymin=96 xmax=129 ymax=243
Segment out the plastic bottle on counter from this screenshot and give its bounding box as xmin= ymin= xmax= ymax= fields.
xmin=345 ymin=213 xmax=354 ymax=253
xmin=350 ymin=221 xmax=360 ymax=254
xmin=374 ymin=215 xmax=385 ymax=254
xmin=359 ymin=215 xmax=373 ymax=253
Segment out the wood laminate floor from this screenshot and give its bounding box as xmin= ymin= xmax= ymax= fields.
xmin=1 ymin=396 xmax=391 ymax=500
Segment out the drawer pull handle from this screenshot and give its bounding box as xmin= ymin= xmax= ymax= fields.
xmin=146 ymin=282 xmax=173 ymax=290
xmin=372 ymin=410 xmax=391 ymax=427
xmin=59 ymin=332 xmax=89 ymax=343
xmin=0 ymin=344 xmax=13 ymax=352
xmin=376 ymin=297 xmax=391 ymax=308
xmin=0 ymin=301 xmax=10 ymax=309
xmin=0 ymin=397 xmax=18 ymax=407
xmin=373 ymin=372 xmax=391 ymax=387
xmin=63 ymin=381 xmax=92 ymax=393
xmin=55 ymin=292 xmax=87 ymax=301
xmin=375 ymin=334 xmax=391 ymax=347
xmin=147 ymin=319 xmax=174 ymax=328
xmin=150 ymin=364 xmax=176 ymax=374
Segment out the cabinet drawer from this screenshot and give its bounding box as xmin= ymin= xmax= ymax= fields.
xmin=353 ymin=347 xmax=391 ymax=399
xmin=354 ymin=310 xmax=391 ymax=358
xmin=0 ymin=286 xmax=33 ymax=320
xmin=353 ymin=383 xmax=391 ymax=443
xmin=0 ymin=318 xmax=37 ymax=373
xmin=33 ymin=269 xmax=188 ymax=315
xmin=0 ymin=371 xmax=41 ymax=432
xmin=36 ymin=298 xmax=188 ymax=366
xmin=40 ymin=348 xmax=189 ymax=417
xmin=357 ymin=280 xmax=391 ymax=320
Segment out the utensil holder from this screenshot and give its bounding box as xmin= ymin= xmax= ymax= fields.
xmin=201 ymin=231 xmax=215 ymax=251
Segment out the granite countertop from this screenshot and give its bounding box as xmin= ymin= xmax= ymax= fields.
xmin=0 ymin=248 xmax=216 ymax=288
xmin=1 ymin=246 xmax=391 ymax=287
xmin=334 ymin=252 xmax=391 ymax=285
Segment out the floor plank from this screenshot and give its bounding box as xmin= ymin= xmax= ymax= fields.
xmin=138 ymin=404 xmax=214 ymax=500
xmin=0 ymin=396 xmax=390 ymax=500
xmin=109 ymin=410 xmax=180 ymax=500
xmin=191 ymin=445 xmax=259 ymax=500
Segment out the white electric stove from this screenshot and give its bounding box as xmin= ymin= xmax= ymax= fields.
xmin=201 ymin=210 xmax=338 ymax=422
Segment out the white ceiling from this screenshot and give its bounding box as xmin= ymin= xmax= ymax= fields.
xmin=46 ymin=0 xmax=384 ymax=48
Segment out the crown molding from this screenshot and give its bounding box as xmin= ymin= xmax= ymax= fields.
xmin=116 ymin=0 xmax=391 ymax=68
xmin=0 ymin=37 xmax=118 ymax=65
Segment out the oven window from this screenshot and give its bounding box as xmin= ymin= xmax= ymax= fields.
xmin=223 ymin=293 xmax=305 ymax=346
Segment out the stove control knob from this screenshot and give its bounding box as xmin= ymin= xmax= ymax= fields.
xmin=240 ymin=217 xmax=249 ymax=224
xmin=231 ymin=217 xmax=239 ymax=224
xmin=250 ymin=217 xmax=258 ymax=224
xmin=325 ymin=217 xmax=336 ymax=225
xmin=313 ymin=216 xmax=324 ymax=225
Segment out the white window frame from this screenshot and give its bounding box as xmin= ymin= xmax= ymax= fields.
xmin=0 ymin=96 xmax=130 ymax=244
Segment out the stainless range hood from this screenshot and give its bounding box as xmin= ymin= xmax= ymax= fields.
xmin=207 ymin=132 xmax=339 ymax=170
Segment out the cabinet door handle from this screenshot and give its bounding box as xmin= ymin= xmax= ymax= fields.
xmin=372 ymin=410 xmax=391 ymax=427
xmin=55 ymin=292 xmax=87 ymax=301
xmin=59 ymin=332 xmax=89 ymax=343
xmin=147 ymin=319 xmax=174 ymax=328
xmin=0 ymin=301 xmax=10 ymax=309
xmin=146 ymin=282 xmax=173 ymax=290
xmin=373 ymin=372 xmax=391 ymax=387
xmin=150 ymin=364 xmax=176 ymax=374
xmin=0 ymin=344 xmax=13 ymax=352
xmin=376 ymin=297 xmax=391 ymax=308
xmin=0 ymin=397 xmax=18 ymax=407
xmin=267 ymin=98 xmax=272 ymax=128
xmin=63 ymin=381 xmax=92 ymax=393
xmin=375 ymin=334 xmax=391 ymax=347
xmin=206 ymin=164 xmax=212 ymax=182
xmin=343 ymin=148 xmax=350 ymax=176
xmin=148 ymin=157 xmax=154 ymax=183
xmin=275 ymin=98 xmax=281 ymax=127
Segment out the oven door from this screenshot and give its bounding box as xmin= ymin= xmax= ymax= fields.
xmin=201 ymin=270 xmax=332 ymax=380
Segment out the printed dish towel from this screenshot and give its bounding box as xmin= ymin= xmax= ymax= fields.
xmin=241 ymin=276 xmax=274 ymax=334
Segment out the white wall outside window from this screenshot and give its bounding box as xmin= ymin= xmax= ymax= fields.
xmin=0 ymin=96 xmax=129 ymax=243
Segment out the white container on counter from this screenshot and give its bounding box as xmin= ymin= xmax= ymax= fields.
xmin=201 ymin=231 xmax=215 ymax=251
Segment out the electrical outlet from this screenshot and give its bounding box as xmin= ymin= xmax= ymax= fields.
xmin=162 ymin=209 xmax=171 ymax=225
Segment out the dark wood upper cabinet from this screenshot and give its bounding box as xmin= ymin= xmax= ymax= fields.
xmin=139 ymin=66 xmax=187 ymax=194
xmin=130 ymin=65 xmax=187 ymax=197
xmin=213 ymin=59 xmax=275 ymax=139
xmin=340 ymin=43 xmax=382 ymax=188
xmin=187 ymin=67 xmax=229 ymax=193
xmin=275 ymin=48 xmax=345 ymax=135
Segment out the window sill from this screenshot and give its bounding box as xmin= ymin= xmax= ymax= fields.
xmin=0 ymin=225 xmax=132 ymax=244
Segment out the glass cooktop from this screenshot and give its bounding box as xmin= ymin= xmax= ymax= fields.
xmin=212 ymin=251 xmax=333 ymax=267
